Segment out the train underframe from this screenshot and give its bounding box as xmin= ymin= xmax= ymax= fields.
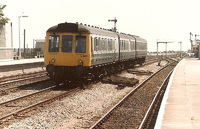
xmin=46 ymin=57 xmax=145 ymax=85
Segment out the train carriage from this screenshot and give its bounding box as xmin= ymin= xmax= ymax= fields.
xmin=44 ymin=22 xmax=147 ymax=83
xmin=118 ymin=33 xmax=136 ymax=60
xmin=135 ymin=36 xmax=147 ymax=64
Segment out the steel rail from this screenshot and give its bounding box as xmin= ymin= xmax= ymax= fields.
xmin=0 ymin=79 xmax=50 ymax=96
xmin=0 ymin=74 xmax=47 ymax=86
xmin=0 ymin=84 xmax=81 ymax=123
xmin=0 ymin=85 xmax=58 ymax=121
xmin=0 ymin=71 xmax=47 ymax=82
xmin=138 ymin=69 xmax=174 ymax=129
xmin=0 ymin=85 xmax=57 ymax=106
xmin=90 ymin=62 xmax=173 ymax=129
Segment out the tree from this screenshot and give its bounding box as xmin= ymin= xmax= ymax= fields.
xmin=0 ymin=4 xmax=9 ymax=24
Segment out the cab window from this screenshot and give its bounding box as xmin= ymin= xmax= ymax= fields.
xmin=75 ymin=36 xmax=86 ymax=53
xmin=62 ymin=35 xmax=73 ymax=53
xmin=49 ymin=35 xmax=59 ymax=52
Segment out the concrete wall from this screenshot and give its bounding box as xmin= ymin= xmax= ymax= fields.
xmin=199 ymin=43 xmax=200 ymax=59
xmin=0 ymin=24 xmax=13 ymax=60
xmin=0 ymin=48 xmax=13 ymax=60
xmin=35 ymin=39 xmax=45 ymax=54
xmin=0 ymin=24 xmax=6 ymax=47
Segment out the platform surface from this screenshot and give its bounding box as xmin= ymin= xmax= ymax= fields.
xmin=0 ymin=58 xmax=44 ymax=66
xmin=155 ymin=58 xmax=200 ymax=129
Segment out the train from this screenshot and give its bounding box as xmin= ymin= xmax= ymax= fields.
xmin=44 ymin=22 xmax=147 ymax=84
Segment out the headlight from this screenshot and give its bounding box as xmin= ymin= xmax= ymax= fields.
xmin=51 ymin=59 xmax=55 ymax=63
xmin=78 ymin=60 xmax=83 ymax=65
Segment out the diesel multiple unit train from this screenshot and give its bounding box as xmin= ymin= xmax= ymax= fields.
xmin=44 ymin=22 xmax=147 ymax=83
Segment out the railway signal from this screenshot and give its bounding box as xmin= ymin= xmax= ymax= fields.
xmin=108 ymin=17 xmax=117 ymax=32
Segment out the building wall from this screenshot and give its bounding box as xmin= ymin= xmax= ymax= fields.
xmin=0 ymin=48 xmax=13 ymax=60
xmin=0 ymin=24 xmax=6 ymax=47
xmin=5 ymin=24 xmax=12 ymax=48
xmin=0 ymin=24 xmax=13 ymax=60
xmin=35 ymin=39 xmax=45 ymax=54
xmin=199 ymin=43 xmax=200 ymax=59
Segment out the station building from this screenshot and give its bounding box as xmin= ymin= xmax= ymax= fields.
xmin=35 ymin=39 xmax=45 ymax=54
xmin=0 ymin=23 xmax=13 ymax=60
xmin=192 ymin=40 xmax=200 ymax=58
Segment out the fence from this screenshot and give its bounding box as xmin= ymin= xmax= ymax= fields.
xmin=13 ymin=48 xmax=43 ymax=59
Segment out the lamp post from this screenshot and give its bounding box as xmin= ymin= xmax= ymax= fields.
xmin=18 ymin=15 xmax=28 ymax=58
xmin=178 ymin=41 xmax=182 ymax=58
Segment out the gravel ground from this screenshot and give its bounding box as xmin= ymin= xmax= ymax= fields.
xmin=0 ymin=81 xmax=54 ymax=104
xmin=0 ymin=67 xmax=47 ymax=103
xmin=3 ymin=61 xmax=168 ymax=129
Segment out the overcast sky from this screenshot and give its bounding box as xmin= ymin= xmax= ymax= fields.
xmin=2 ymin=0 xmax=200 ymax=51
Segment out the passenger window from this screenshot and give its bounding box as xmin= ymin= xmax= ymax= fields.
xmin=112 ymin=40 xmax=116 ymax=50
xmin=108 ymin=39 xmax=112 ymax=50
xmin=62 ymin=35 xmax=73 ymax=53
xmin=94 ymin=37 xmax=98 ymax=51
xmin=49 ymin=35 xmax=59 ymax=52
xmin=91 ymin=37 xmax=93 ymax=52
xmin=75 ymin=36 xmax=86 ymax=53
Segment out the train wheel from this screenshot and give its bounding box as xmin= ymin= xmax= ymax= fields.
xmin=102 ymin=67 xmax=108 ymax=77
xmin=121 ymin=63 xmax=125 ymax=70
xmin=85 ymin=71 xmax=95 ymax=83
xmin=111 ymin=66 xmax=115 ymax=74
xmin=107 ymin=66 xmax=111 ymax=76
xmin=63 ymin=80 xmax=71 ymax=88
xmin=117 ymin=64 xmax=122 ymax=73
xmin=140 ymin=61 xmax=143 ymax=66
xmin=49 ymin=72 xmax=55 ymax=81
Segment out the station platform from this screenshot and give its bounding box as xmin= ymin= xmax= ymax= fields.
xmin=155 ymin=58 xmax=200 ymax=129
xmin=0 ymin=58 xmax=45 ymax=76
xmin=0 ymin=58 xmax=44 ymax=66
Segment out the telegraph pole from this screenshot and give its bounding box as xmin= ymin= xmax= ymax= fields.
xmin=108 ymin=17 xmax=117 ymax=32
xmin=190 ymin=32 xmax=193 ymax=51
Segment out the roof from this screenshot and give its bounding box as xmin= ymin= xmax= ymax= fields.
xmin=35 ymin=39 xmax=45 ymax=42
xmin=47 ymin=22 xmax=117 ymax=37
xmin=47 ymin=22 xmax=146 ymax=42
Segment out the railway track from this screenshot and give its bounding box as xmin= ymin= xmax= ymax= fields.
xmin=0 ymin=71 xmax=48 ymax=87
xmin=0 ymin=83 xmax=82 ymax=128
xmin=0 ymin=71 xmax=47 ymax=83
xmin=90 ymin=61 xmax=178 ymax=129
xmin=0 ymin=56 xmax=176 ymax=128
xmin=139 ymin=69 xmax=172 ymax=128
xmin=0 ymin=71 xmax=49 ymax=96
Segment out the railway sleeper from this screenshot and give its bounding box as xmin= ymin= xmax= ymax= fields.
xmin=102 ymin=76 xmax=139 ymax=87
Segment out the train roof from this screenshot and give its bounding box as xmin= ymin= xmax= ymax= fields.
xmin=117 ymin=33 xmax=135 ymax=41
xmin=134 ymin=36 xmax=147 ymax=43
xmin=47 ymin=22 xmax=147 ymax=43
xmin=47 ymin=22 xmax=117 ymax=37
